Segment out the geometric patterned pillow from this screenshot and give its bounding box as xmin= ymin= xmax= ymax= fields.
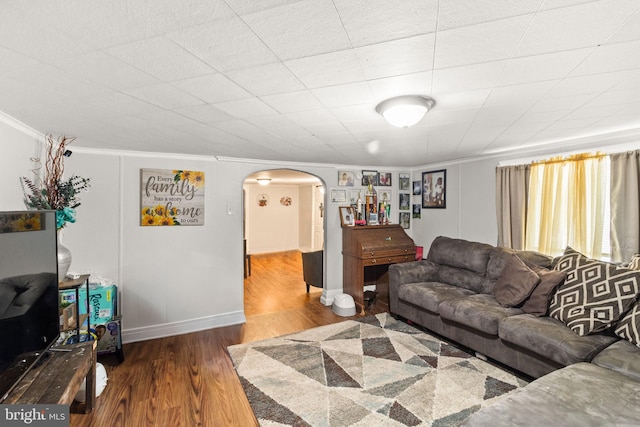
xmin=629 ymin=254 xmax=640 ymax=270
xmin=614 ymin=301 xmax=640 ymax=347
xmin=549 ymin=247 xmax=640 ymax=336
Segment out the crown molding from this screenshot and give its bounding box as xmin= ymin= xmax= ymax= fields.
xmin=0 ymin=111 xmax=43 ymax=140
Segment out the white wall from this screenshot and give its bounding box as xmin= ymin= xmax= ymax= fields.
xmin=245 ymin=183 xmax=301 ymax=254
xmin=5 ymin=114 xmax=634 ymax=344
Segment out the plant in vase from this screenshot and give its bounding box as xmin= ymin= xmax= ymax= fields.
xmin=20 ymin=135 xmax=91 ymax=281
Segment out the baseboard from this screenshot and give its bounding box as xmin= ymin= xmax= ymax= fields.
xmin=320 ymin=288 xmax=344 ymax=306
xmin=121 ymin=311 xmax=246 ymax=344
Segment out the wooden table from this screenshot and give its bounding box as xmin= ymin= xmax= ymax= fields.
xmin=4 ymin=340 xmax=97 ymax=413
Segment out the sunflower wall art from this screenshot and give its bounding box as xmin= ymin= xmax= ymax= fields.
xmin=140 ymin=169 xmax=205 ymax=226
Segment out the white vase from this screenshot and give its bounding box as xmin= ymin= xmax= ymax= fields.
xmin=57 ymin=230 xmax=72 ymax=282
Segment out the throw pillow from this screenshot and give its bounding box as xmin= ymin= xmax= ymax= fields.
xmin=614 ymin=301 xmax=640 ymax=347
xmin=492 ymin=253 xmax=540 ymax=307
xmin=628 ymin=254 xmax=640 ymax=271
xmin=549 ymin=247 xmax=640 ymax=336
xmin=520 ymin=264 xmax=567 ymax=316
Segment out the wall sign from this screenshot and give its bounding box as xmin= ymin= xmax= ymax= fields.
xmin=140 ymin=169 xmax=205 ymax=226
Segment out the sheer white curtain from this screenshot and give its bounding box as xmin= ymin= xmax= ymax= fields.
xmin=496 ymin=165 xmax=529 ymax=249
xmin=610 ymin=150 xmax=640 ymax=262
xmin=525 ymin=154 xmax=607 ymax=258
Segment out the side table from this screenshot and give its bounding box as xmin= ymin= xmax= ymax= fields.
xmin=59 ymin=275 xmax=91 ymax=342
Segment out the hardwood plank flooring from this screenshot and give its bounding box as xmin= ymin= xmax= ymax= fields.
xmin=70 ymin=251 xmax=388 ymax=427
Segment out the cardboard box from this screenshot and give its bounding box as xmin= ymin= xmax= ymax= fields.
xmin=95 ymin=317 xmax=122 ymax=355
xmin=59 ymin=285 xmax=117 ymax=327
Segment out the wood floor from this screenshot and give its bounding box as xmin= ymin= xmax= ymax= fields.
xmin=70 ymin=251 xmax=388 ymax=427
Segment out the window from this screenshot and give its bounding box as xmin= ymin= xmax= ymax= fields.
xmin=524 ymin=154 xmax=610 ymax=259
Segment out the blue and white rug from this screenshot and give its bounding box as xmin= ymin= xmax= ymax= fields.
xmin=227 ymin=313 xmax=528 ymax=426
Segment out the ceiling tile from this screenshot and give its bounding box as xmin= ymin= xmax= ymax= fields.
xmin=333 ymin=0 xmax=438 ymax=47
xmin=496 ymin=48 xmax=592 ymax=86
xmin=432 ymin=61 xmax=506 ymax=93
xmin=367 ymin=72 xmax=433 ymax=101
xmin=226 ymin=62 xmax=305 ymax=96
xmin=172 ymin=73 xmax=252 ymax=103
xmin=569 ymin=40 xmax=640 ymax=76
xmin=213 ymin=97 xmax=279 ymax=119
xmin=168 ymin=17 xmax=278 ymax=71
xmin=242 ymin=0 xmax=351 ymax=60
xmin=55 ymin=51 xmax=161 ymax=91
xmin=224 ymin=0 xmax=303 ymax=15
xmin=124 ymin=84 xmax=205 ymax=109
xmin=355 ymin=34 xmax=435 ymax=80
xmin=435 ymin=14 xmax=533 ymax=69
xmin=105 ymin=36 xmax=215 ymax=82
xmin=117 ymin=0 xmax=236 ymax=35
xmin=174 ymin=104 xmax=236 ymax=123
xmin=437 ymin=0 xmax=544 ymax=30
xmin=312 ymin=82 xmax=374 ymax=108
xmin=285 ymin=50 xmax=366 ymax=88
xmin=514 ymin=1 xmax=640 ymax=57
xmin=260 ymin=90 xmax=325 ymax=113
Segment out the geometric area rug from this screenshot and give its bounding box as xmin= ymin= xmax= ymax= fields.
xmin=227 ymin=313 xmax=529 ymax=426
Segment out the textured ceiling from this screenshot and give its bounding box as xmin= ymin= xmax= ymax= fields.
xmin=1 ymin=0 xmax=640 ymax=167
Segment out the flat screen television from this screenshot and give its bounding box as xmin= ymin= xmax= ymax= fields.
xmin=0 ymin=210 xmax=59 ymax=402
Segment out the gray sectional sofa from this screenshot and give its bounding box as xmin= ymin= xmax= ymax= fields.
xmin=388 ymin=235 xmax=640 ymax=425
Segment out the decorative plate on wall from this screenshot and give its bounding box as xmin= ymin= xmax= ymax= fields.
xmin=280 ymin=196 xmax=292 ymax=206
xmin=257 ymin=193 xmax=269 ymax=207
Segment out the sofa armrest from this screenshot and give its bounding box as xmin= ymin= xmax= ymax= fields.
xmin=389 ymin=260 xmax=440 ymax=288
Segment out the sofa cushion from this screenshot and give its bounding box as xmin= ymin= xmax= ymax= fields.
xmin=592 ymin=340 xmax=640 ymax=381
xmin=439 ymin=294 xmax=522 ymax=335
xmin=427 ymin=236 xmax=493 ymax=276
xmin=499 ymin=314 xmax=618 ymax=366
xmin=514 ymin=249 xmax=554 ymax=269
xmin=628 ymin=254 xmax=640 ymax=270
xmin=549 ymin=247 xmax=640 ymax=336
xmin=437 ymin=264 xmax=490 ymax=293
xmin=613 ymin=300 xmax=640 ymax=347
xmin=397 ymin=282 xmax=476 ymax=314
xmin=520 ymin=265 xmax=567 ymax=316
xmin=460 ymin=363 xmax=640 ymax=427
xmin=492 ymin=253 xmax=540 ymax=307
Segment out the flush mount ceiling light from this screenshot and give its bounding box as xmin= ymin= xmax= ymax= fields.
xmin=257 ymin=178 xmax=271 ymax=186
xmin=375 ymin=95 xmax=435 ymax=128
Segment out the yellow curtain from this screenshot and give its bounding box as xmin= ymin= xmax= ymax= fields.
xmin=525 ymin=153 xmax=607 ymax=258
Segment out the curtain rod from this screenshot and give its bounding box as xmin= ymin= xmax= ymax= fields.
xmin=530 ymin=152 xmax=607 ymax=166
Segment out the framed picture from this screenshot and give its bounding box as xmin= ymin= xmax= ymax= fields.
xmin=348 ymin=189 xmax=364 ymax=204
xmin=413 ymin=181 xmax=422 ymax=195
xmin=330 ymin=188 xmax=347 ymax=203
xmin=378 ymin=172 xmax=392 ymax=186
xmin=378 ymin=190 xmax=392 ymax=202
xmin=412 ymin=204 xmax=421 ymax=218
xmin=422 ymin=169 xmax=446 ymax=208
xmin=399 ymin=212 xmax=410 ymax=229
xmin=399 ymin=193 xmax=410 ymax=211
xmin=368 ymin=212 xmax=379 ymax=226
xmin=399 ymin=173 xmax=410 ymax=190
xmin=362 ymin=170 xmax=378 ymax=186
xmin=338 ymin=170 xmax=355 ymax=186
xmin=339 ymin=206 xmax=355 ymax=226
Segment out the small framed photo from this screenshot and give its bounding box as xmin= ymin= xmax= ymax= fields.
xmin=338 ymin=171 xmax=355 ymax=186
xmin=378 ymin=190 xmax=392 ymax=202
xmin=348 ymin=189 xmax=364 ymax=204
xmin=339 ymin=206 xmax=355 ymax=226
xmin=378 ymin=172 xmax=392 ymax=186
xmin=362 ymin=170 xmax=378 ymax=186
xmin=413 ymin=180 xmax=422 ymax=195
xmin=412 ymin=204 xmax=421 ymax=218
xmin=368 ymin=212 xmax=379 ymax=226
xmin=399 ymin=193 xmax=410 ymax=211
xmin=399 ymin=173 xmax=410 ymax=190
xmin=330 ymin=188 xmax=347 ymax=203
xmin=399 ymin=212 xmax=410 ymax=229
xmin=422 ymin=169 xmax=446 ymax=208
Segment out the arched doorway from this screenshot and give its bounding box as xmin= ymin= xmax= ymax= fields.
xmin=242 ymin=169 xmax=325 ymax=317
